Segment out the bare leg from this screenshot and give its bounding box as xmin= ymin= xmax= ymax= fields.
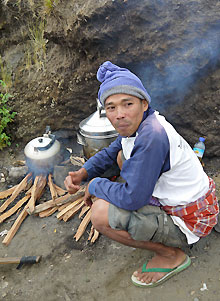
xmin=91 ymin=199 xmax=187 ymax=284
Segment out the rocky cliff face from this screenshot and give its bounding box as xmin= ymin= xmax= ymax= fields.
xmin=0 ymin=0 xmax=219 ymax=158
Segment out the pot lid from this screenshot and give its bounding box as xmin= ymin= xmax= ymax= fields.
xmin=79 ymin=106 xmax=118 ymax=139
xmin=24 ymin=136 xmax=61 ymax=160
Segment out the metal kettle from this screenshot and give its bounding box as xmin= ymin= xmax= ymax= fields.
xmin=24 ymin=126 xmax=61 ymax=174
xmin=77 ymin=100 xmax=118 ymax=159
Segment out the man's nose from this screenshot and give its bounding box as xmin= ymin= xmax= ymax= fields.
xmin=116 ymin=107 xmax=125 ymax=119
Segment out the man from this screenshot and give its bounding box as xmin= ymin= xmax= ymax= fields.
xmin=64 ymin=61 xmax=219 ymax=287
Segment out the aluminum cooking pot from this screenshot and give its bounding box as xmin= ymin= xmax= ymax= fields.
xmin=77 ymin=100 xmax=118 ymax=159
xmin=24 ymin=126 xmax=61 ymax=174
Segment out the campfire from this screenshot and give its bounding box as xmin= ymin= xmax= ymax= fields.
xmin=0 ymin=117 xmax=118 ymax=246
xmin=0 ymin=170 xmax=99 ymax=246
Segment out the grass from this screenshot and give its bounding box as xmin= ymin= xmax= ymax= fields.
xmin=0 ymin=56 xmax=12 ymax=92
xmin=25 ymin=18 xmax=48 ymax=71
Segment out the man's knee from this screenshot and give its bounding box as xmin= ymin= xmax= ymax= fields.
xmin=91 ymin=199 xmax=110 ymax=232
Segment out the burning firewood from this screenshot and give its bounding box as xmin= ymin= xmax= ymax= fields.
xmin=28 ymin=176 xmax=39 ymax=214
xmin=28 ymin=175 xmax=47 ymax=214
xmin=35 ymin=175 xmax=47 ymax=199
xmin=0 ymin=173 xmax=32 ymax=213
xmin=48 ymin=174 xmax=58 ymax=201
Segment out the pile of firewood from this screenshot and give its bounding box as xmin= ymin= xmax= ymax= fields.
xmin=0 ymin=173 xmax=99 ymax=246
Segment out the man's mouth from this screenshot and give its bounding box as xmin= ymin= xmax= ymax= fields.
xmin=116 ymin=123 xmax=130 ymax=129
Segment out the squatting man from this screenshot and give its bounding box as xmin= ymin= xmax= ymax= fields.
xmin=64 ymin=61 xmax=219 ymax=287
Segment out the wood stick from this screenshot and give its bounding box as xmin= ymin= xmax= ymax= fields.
xmin=2 ymin=208 xmax=28 ymax=246
xmin=91 ymin=229 xmax=99 ymax=243
xmin=48 ymin=174 xmax=58 ymax=201
xmin=74 ymin=209 xmax=92 ymax=241
xmin=57 ymin=202 xmax=72 ymax=211
xmin=28 ymin=176 xmax=39 ymax=214
xmin=2 ymin=187 xmax=47 ymax=246
xmin=29 ymin=189 xmax=85 ymax=214
xmin=39 ymin=207 xmax=58 ymax=218
xmin=35 ymin=175 xmax=47 ymax=199
xmin=0 ymin=195 xmax=30 ymax=224
xmin=26 ymin=175 xmax=47 ymax=214
xmin=25 ymin=179 xmax=33 ymax=192
xmin=88 ymin=225 xmax=94 ymax=241
xmin=28 ymin=193 xmax=70 ymax=214
xmin=0 ymin=185 xmax=18 ymax=200
xmin=0 ymin=173 xmax=31 ymax=213
xmin=53 ymin=184 xmax=67 ymax=196
xmin=26 ymin=176 xmax=46 ymax=197
xmin=25 ymin=186 xmax=33 ymax=195
xmin=57 ymin=196 xmax=84 ymax=220
xmin=79 ymin=205 xmax=90 ymax=218
xmin=62 ymin=202 xmax=85 ymax=222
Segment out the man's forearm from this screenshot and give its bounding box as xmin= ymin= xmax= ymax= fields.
xmin=78 ymin=167 xmax=89 ymax=181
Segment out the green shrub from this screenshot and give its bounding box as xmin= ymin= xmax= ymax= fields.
xmin=0 ymin=80 xmax=17 ymax=150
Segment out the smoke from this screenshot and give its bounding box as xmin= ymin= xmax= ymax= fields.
xmin=128 ymin=24 xmax=220 ymax=110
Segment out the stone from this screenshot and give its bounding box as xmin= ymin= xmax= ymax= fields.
xmin=8 ymin=166 xmax=28 ymax=181
xmin=0 ymin=0 xmax=219 ymax=161
xmin=53 ymin=164 xmax=81 ymax=189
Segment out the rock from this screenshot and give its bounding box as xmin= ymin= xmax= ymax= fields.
xmin=0 ymin=173 xmax=6 ymax=183
xmin=8 ymin=166 xmax=28 ymax=181
xmin=0 ymin=0 xmax=219 ymax=160
xmin=53 ymin=164 xmax=80 ymax=189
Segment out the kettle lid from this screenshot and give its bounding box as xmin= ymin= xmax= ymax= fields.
xmin=24 ymin=136 xmax=60 ymax=160
xmin=79 ymin=109 xmax=118 ymax=138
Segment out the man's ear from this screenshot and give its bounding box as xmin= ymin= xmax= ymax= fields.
xmin=142 ymin=99 xmax=149 ymax=112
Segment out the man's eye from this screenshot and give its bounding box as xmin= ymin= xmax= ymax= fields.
xmin=106 ymin=106 xmax=115 ymax=111
xmin=125 ymin=102 xmax=133 ymax=106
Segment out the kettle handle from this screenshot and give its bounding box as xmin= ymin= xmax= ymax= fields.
xmin=35 ymin=134 xmax=56 ymax=151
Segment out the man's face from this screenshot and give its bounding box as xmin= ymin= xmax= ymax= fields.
xmin=104 ymin=94 xmax=148 ymax=137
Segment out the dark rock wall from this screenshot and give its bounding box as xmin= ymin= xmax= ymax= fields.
xmin=0 ymin=0 xmax=219 ymax=157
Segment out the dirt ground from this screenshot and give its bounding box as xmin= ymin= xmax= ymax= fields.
xmin=0 ymin=145 xmax=220 ymax=301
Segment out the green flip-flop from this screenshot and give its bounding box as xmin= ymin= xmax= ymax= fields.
xmin=131 ymin=255 xmax=191 ymax=288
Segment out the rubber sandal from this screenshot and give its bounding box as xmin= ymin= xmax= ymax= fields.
xmin=131 ymin=255 xmax=191 ymax=288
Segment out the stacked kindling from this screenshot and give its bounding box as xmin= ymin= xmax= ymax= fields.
xmin=0 ymin=174 xmax=99 ymax=246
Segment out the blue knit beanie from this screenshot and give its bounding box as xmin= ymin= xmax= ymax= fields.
xmin=97 ymin=61 xmax=151 ymax=106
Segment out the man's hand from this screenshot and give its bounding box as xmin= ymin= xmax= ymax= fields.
xmin=83 ymin=179 xmax=95 ymax=207
xmin=64 ymin=168 xmax=88 ymax=194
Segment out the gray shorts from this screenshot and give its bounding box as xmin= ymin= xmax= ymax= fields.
xmin=108 ymin=203 xmax=189 ymax=248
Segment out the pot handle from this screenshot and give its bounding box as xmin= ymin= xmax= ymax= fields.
xmin=35 ymin=134 xmax=56 ymax=151
xmin=77 ymin=132 xmax=87 ymax=146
